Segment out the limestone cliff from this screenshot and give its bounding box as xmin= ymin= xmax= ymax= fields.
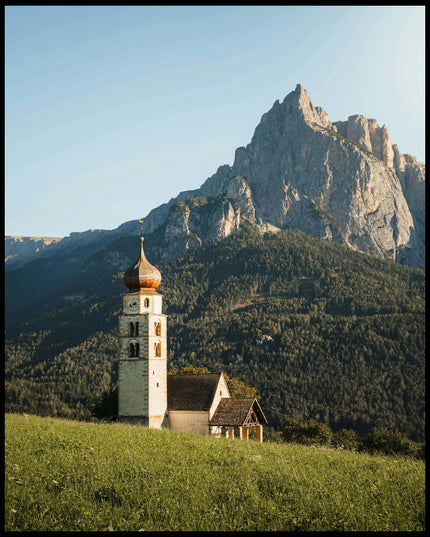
xmin=333 ymin=114 xmax=425 ymax=267
xmin=151 ymin=196 xmax=241 ymax=261
xmin=158 ymin=84 xmax=424 ymax=267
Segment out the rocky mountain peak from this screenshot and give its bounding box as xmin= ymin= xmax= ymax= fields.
xmin=5 ymin=85 xmax=425 ymax=270
xmin=284 ymin=83 xmax=332 ymax=127
xmin=184 ymin=85 xmax=424 ymax=268
xmin=333 ymin=116 xmax=396 ymax=169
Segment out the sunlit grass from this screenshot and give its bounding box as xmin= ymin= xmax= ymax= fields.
xmin=5 ymin=413 xmax=425 ymax=531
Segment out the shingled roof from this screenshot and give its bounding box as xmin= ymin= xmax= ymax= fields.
xmin=209 ymin=398 xmax=268 ymax=427
xmin=167 ymin=373 xmax=225 ymax=411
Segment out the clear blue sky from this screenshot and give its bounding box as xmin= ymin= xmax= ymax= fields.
xmin=5 ymin=5 xmax=425 ymax=238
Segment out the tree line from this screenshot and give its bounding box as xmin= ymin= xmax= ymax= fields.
xmin=279 ymin=418 xmax=424 ymax=459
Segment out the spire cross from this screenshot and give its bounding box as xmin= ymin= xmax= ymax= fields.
xmin=139 ymin=219 xmax=144 ymax=242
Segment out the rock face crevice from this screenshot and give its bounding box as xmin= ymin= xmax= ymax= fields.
xmin=6 ymin=84 xmax=425 ymax=270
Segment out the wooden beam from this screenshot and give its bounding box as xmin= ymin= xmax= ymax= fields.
xmin=239 ymin=426 xmax=248 ymax=440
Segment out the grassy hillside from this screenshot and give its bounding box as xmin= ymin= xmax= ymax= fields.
xmin=5 ymin=222 xmax=425 ymax=440
xmin=5 ymin=413 xmax=425 ymax=532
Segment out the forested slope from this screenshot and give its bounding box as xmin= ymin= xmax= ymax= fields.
xmin=5 ymin=222 xmax=425 ymax=441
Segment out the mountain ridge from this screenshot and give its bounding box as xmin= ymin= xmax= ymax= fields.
xmin=5 ymin=84 xmax=425 ymax=270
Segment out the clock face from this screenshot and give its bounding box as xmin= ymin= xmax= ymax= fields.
xmin=127 ymin=297 xmax=139 ymax=311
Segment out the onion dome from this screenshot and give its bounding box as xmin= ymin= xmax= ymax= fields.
xmin=123 ymin=237 xmax=161 ymax=292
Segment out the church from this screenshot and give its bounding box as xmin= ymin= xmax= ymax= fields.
xmin=117 ymin=228 xmax=267 ymax=441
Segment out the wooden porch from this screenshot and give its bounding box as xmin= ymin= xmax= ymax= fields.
xmin=209 ymin=398 xmax=268 ymax=442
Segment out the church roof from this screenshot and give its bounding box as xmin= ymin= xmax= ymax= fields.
xmin=209 ymin=398 xmax=268 ymax=426
xmin=167 ymin=373 xmax=224 ymax=411
xmin=123 ymin=236 xmax=161 ymax=292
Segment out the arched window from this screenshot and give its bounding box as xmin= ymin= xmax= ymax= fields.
xmin=144 ymin=298 xmax=150 ymax=308
xmin=128 ymin=342 xmax=139 ymax=357
xmin=154 ymin=321 xmax=161 ymax=336
xmin=129 ymin=322 xmax=139 ymax=337
xmin=154 ymin=342 xmax=161 ymax=357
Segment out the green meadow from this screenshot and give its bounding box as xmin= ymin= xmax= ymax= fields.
xmin=5 ymin=413 xmax=425 ymax=531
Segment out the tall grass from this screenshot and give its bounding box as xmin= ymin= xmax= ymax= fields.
xmin=5 ymin=413 xmax=425 ymax=531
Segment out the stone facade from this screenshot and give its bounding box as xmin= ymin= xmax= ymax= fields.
xmin=118 ymin=291 xmax=167 ymax=428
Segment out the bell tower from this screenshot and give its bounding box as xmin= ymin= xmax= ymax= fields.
xmin=118 ymin=220 xmax=167 ymax=428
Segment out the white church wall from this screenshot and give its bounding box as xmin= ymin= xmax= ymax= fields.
xmin=169 ymin=411 xmax=210 ymax=435
xmin=208 ymin=374 xmax=231 ymax=420
xmin=147 ymin=359 xmax=167 ymax=420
